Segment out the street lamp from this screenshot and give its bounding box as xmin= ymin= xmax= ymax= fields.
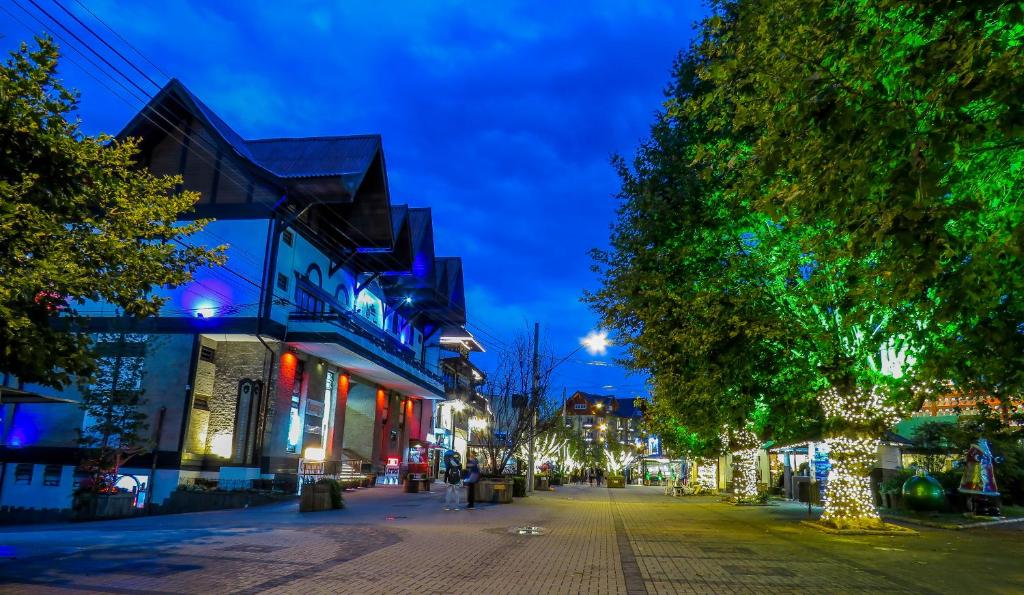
xmin=527 ymin=326 xmax=612 ymax=493
xmin=580 ymin=330 xmax=611 ymax=356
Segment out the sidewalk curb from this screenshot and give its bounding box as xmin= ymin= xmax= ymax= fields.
xmin=881 ymin=514 xmax=1024 ymax=531
xmin=800 ymin=520 xmax=919 ymax=536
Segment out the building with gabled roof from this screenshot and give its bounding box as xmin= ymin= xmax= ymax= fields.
xmin=0 ymin=78 xmax=481 ymax=515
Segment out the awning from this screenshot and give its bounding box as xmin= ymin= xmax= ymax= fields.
xmin=0 ymin=387 xmax=77 ymax=405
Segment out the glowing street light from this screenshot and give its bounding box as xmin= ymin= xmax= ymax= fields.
xmin=580 ymin=330 xmax=611 ymax=356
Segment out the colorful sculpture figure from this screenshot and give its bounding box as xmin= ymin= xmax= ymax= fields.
xmin=958 ymin=439 xmax=1001 ymax=516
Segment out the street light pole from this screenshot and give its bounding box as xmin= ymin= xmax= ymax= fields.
xmin=527 ymin=321 xmax=539 ymax=494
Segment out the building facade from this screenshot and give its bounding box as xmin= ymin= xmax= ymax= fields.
xmin=0 ymin=79 xmax=477 ymax=514
xmin=562 ymin=391 xmax=645 ymax=447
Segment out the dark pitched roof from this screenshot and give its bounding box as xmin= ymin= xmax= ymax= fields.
xmin=432 ymin=257 xmax=466 ymax=324
xmin=245 ymin=135 xmax=381 ymax=190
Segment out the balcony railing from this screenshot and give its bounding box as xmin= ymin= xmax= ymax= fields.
xmin=289 ymin=275 xmax=442 ymax=386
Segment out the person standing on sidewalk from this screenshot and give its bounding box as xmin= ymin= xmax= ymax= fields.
xmin=443 ymin=451 xmax=463 ymax=511
xmin=464 ymin=452 xmax=481 ymax=509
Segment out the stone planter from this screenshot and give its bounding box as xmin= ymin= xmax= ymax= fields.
xmin=300 ymin=483 xmax=333 ymax=513
xmin=74 ymin=492 xmax=136 ymax=521
xmin=477 ymin=478 xmax=513 ymax=504
xmin=607 ymin=476 xmax=626 ymax=488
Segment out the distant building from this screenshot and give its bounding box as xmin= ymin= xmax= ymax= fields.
xmin=433 ymin=327 xmax=487 ymax=471
xmin=562 ymin=391 xmax=645 ymax=448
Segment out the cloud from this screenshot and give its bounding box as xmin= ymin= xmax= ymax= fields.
xmin=0 ymin=0 xmax=707 ymax=393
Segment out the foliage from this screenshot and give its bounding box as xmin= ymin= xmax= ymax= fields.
xmin=694 ymin=0 xmax=1024 ymax=407
xmin=317 ymin=478 xmax=344 ymax=509
xmin=0 ymin=37 xmax=223 ymax=389
xmin=589 ymin=0 xmax=1024 ymax=527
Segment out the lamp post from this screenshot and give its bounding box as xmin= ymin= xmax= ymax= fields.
xmin=526 ymin=324 xmax=610 ymax=493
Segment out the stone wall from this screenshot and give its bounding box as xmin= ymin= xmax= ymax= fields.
xmin=183 ymin=338 xmax=267 ymax=465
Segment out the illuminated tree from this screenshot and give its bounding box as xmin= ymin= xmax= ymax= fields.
xmin=0 ymin=37 xmax=222 ymax=388
xmin=477 ymin=328 xmax=558 ymax=474
xmin=681 ymin=0 xmax=1024 ymax=527
xmin=695 ymin=1 xmax=1024 ymax=418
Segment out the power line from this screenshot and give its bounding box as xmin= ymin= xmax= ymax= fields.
xmin=19 ymin=2 xmax=486 ymax=342
xmin=9 ymin=0 xmax=517 ymax=357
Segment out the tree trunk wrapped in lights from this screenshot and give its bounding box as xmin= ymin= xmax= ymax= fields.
xmin=818 ymin=386 xmax=902 ymax=529
xmin=725 ymin=426 xmax=761 ymax=502
xmin=731 ymin=448 xmax=759 ymax=500
xmin=696 ymin=459 xmax=717 ymax=491
xmin=820 ymin=436 xmax=881 ymax=528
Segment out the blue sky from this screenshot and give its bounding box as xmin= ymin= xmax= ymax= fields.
xmin=1 ymin=1 xmax=707 ymax=399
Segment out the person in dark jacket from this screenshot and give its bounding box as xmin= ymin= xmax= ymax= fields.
xmin=465 ymin=452 xmax=481 ymax=509
xmin=443 ymin=451 xmax=462 ymax=510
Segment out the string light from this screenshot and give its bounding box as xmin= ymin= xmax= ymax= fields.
xmin=697 ymin=459 xmax=717 ymax=490
xmin=732 ymin=448 xmax=759 ymax=499
xmin=817 ymin=387 xmax=903 ymax=528
xmin=725 ymin=426 xmax=760 ymax=502
xmin=820 ymin=437 xmax=883 ymax=528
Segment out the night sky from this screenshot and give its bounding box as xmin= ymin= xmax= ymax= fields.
xmin=1 ymin=1 xmax=707 ymax=399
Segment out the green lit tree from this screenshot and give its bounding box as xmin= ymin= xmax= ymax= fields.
xmin=680 ymin=0 xmax=1024 ymax=527
xmin=0 ymin=37 xmax=222 ymax=389
xmin=587 ymin=41 xmax=819 ymax=503
xmin=694 ymin=0 xmax=1024 ymax=417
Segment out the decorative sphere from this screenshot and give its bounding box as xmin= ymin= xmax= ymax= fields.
xmin=902 ymin=472 xmax=945 ymax=512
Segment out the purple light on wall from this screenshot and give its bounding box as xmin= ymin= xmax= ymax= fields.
xmin=4 ymin=405 xmax=41 ymax=447
xmin=180 ymin=276 xmax=234 ymax=318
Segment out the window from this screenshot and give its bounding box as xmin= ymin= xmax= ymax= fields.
xmin=295 ymin=283 xmax=325 ymax=315
xmin=277 ymin=273 xmax=289 ymax=291
xmin=574 ymin=403 xmax=587 ymax=410
xmin=282 ymin=229 xmax=294 ymax=246
xmin=14 ymin=463 xmax=33 ymax=485
xmin=43 ymin=465 xmax=62 ymax=486
xmin=355 ymin=292 xmax=383 ymax=327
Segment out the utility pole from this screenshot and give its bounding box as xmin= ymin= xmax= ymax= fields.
xmin=527 ymin=322 xmax=539 ymax=494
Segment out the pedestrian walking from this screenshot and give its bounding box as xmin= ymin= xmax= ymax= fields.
xmin=443 ymin=451 xmax=462 ymax=511
xmin=588 ymin=468 xmax=594 ymax=486
xmin=465 ymin=451 xmax=481 ymax=509
xmin=596 ymin=468 xmax=604 ymax=486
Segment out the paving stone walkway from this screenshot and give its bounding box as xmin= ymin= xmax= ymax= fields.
xmin=1 ymin=484 xmax=1021 ymax=594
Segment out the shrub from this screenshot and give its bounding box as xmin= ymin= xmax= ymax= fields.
xmin=318 ymin=478 xmax=344 ymax=509
xmin=512 ymin=475 xmax=527 ymax=497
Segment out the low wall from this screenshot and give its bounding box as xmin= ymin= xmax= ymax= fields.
xmin=158 ymin=489 xmax=295 ymax=515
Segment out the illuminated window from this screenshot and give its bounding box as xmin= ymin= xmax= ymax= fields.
xmin=14 ymin=464 xmax=33 ymax=485
xmin=286 ymin=396 xmax=301 ymax=454
xmin=574 ymin=403 xmax=586 ymax=410
xmin=356 ymin=292 xmax=383 ymax=328
xmin=321 ymin=371 xmax=335 ymax=450
xmin=43 ymin=465 xmax=62 ymax=487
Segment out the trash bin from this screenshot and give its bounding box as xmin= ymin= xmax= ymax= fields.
xmin=405 ymin=476 xmax=420 ymax=493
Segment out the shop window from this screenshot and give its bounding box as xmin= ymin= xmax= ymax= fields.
xmin=14 ymin=463 xmax=33 ymax=485
xmin=43 ymin=464 xmax=62 ymax=486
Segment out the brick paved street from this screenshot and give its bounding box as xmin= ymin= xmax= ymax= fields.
xmin=1 ymin=485 xmax=1022 ymax=594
